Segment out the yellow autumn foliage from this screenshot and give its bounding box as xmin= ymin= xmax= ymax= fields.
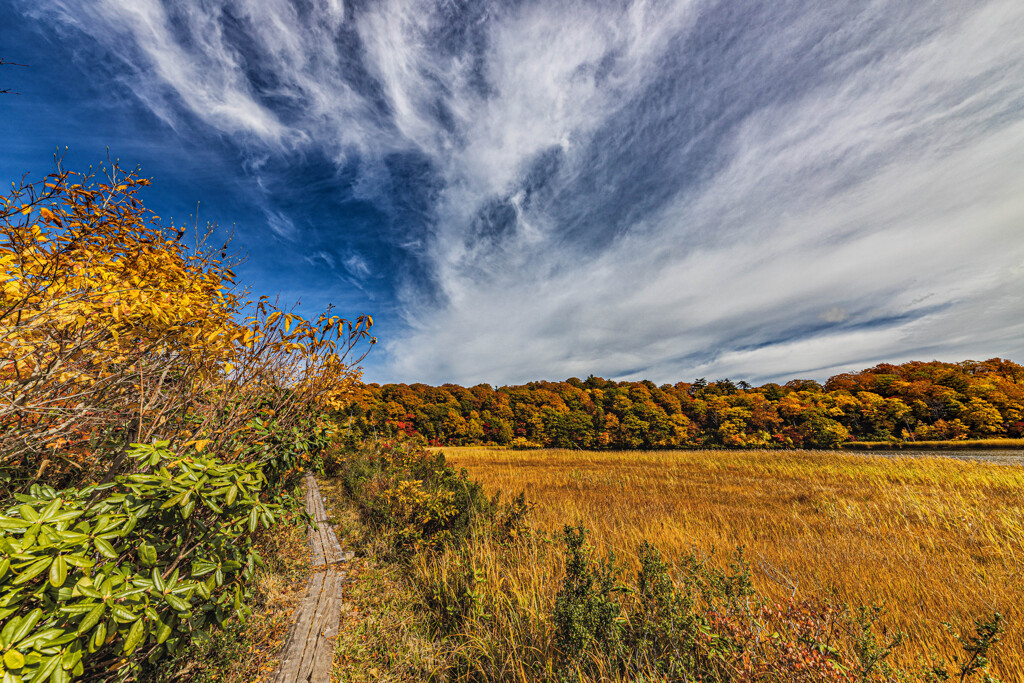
xmin=1 ymin=160 xmax=374 ymax=487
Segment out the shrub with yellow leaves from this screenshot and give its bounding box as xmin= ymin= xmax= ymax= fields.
xmin=1 ymin=159 xmax=374 ymax=493
xmin=378 ymin=479 xmax=459 ymax=547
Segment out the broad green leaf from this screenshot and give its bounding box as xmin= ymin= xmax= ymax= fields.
xmin=22 ymin=523 xmax=40 ymax=549
xmin=35 ymin=653 xmax=61 ymax=682
xmin=76 ymin=605 xmax=104 ymax=635
xmin=0 ymin=588 xmax=23 ymax=609
xmin=138 ymin=543 xmax=157 ymax=567
xmin=9 ymin=608 xmax=42 ymax=646
xmin=1 ymin=615 xmax=20 ymax=649
xmin=63 ymin=555 xmax=93 ymax=569
xmin=19 ymin=627 xmax=63 ymax=649
xmin=160 ymin=492 xmax=185 ymax=510
xmin=3 ymin=648 xmax=25 ymax=669
xmin=56 ymin=604 xmax=94 ymax=617
xmin=13 ymin=557 xmax=51 ymax=585
xmin=110 ymin=605 xmax=137 ymax=623
xmin=91 ymin=516 xmax=109 ymax=535
xmin=116 ymin=584 xmax=149 ymax=599
xmin=37 ymin=499 xmax=60 ymax=522
xmin=77 ymin=585 xmax=102 ymax=599
xmin=0 ymin=515 xmax=31 ymax=530
xmin=62 ymin=641 xmax=82 ymax=671
xmin=155 ymin=617 xmax=172 ymax=644
xmin=90 ymin=622 xmax=106 ymax=651
xmin=122 ymin=619 xmax=145 ymax=654
xmin=164 ymin=594 xmax=189 ymax=612
xmin=191 ymin=561 xmax=215 ymax=577
xmin=48 ymin=511 xmax=83 ymax=524
xmin=51 ymin=661 xmax=72 ymax=683
xmin=93 ymin=538 xmax=117 ymax=559
xmin=151 ymin=568 xmax=165 ymax=594
xmin=42 ymin=633 xmax=77 ymax=650
xmin=49 ymin=556 xmax=67 ymax=588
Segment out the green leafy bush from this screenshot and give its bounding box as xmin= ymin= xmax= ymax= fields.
xmin=0 ymin=442 xmax=285 ymax=682
xmin=417 ymin=547 xmax=488 ymax=638
xmin=553 ymin=524 xmax=625 ymax=674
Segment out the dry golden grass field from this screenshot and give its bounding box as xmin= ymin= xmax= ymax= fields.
xmin=441 ymin=446 xmax=1024 ymax=678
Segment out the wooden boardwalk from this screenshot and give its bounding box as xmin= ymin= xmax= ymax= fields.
xmin=273 ymin=474 xmax=353 ymax=683
xmin=305 ymin=473 xmax=345 ymax=567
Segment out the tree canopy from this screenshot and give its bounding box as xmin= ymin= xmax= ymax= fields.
xmin=338 ymin=359 xmax=1024 ymax=449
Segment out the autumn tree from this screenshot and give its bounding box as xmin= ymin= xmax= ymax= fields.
xmin=1 ymin=160 xmax=374 ymax=491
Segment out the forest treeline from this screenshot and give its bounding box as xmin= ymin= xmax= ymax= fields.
xmin=342 ymin=358 xmax=1024 ymax=449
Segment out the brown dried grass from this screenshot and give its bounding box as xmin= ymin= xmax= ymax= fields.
xmin=443 ymin=446 xmax=1024 ymax=678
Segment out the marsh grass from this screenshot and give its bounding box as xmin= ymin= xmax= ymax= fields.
xmin=441 ymin=447 xmax=1023 ymax=678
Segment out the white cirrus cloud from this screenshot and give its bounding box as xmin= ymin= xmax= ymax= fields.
xmin=27 ymin=0 xmax=1024 ymax=384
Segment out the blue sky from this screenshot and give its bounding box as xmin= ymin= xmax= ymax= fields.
xmin=3 ymin=1 xmax=1024 ymax=386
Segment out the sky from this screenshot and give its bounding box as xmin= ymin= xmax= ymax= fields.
xmin=3 ymin=0 xmax=1023 ymax=387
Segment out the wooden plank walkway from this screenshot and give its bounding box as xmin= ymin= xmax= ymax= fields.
xmin=305 ymin=473 xmax=346 ymax=567
xmin=272 ymin=474 xmax=354 ymax=683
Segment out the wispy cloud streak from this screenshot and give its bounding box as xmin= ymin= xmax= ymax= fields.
xmin=27 ymin=0 xmax=1024 ymax=384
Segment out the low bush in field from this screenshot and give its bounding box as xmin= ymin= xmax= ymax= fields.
xmin=328 ymin=439 xmax=1006 ymax=682
xmin=326 ymin=439 xmax=493 ymax=553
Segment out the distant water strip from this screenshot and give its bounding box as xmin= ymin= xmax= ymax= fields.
xmin=844 ymin=449 xmax=1024 ymax=465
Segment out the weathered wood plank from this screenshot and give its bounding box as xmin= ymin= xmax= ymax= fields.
xmin=324 ymin=524 xmax=343 ymax=564
xmin=273 ymin=572 xmax=326 ymax=682
xmin=273 ymin=473 xmax=349 ymax=681
xmin=295 ymin=570 xmax=342 ymax=680
xmin=304 ymin=473 xmax=343 ymax=568
xmin=308 ymin=520 xmax=325 ymax=567
xmin=310 ymin=572 xmax=344 ymax=681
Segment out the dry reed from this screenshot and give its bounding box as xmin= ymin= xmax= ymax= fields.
xmin=442 ymin=447 xmax=1024 ymax=679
